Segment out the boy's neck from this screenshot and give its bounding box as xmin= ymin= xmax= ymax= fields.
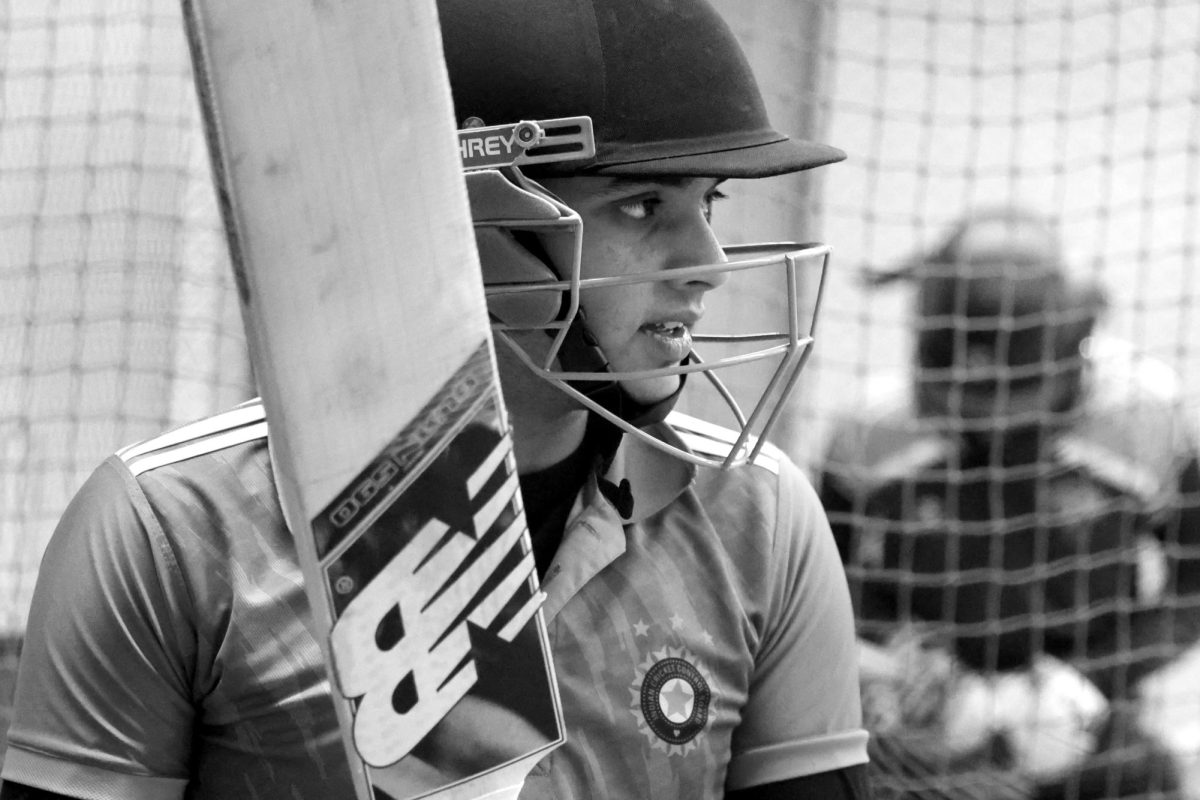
xmin=509 ymin=405 xmax=591 ymax=474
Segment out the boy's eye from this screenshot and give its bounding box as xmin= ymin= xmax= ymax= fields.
xmin=617 ymin=197 xmax=659 ymax=220
xmin=703 ymin=189 xmax=728 ymax=222
xmin=614 ymin=186 xmax=727 ymax=222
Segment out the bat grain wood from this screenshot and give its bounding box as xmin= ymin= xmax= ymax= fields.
xmin=183 ymin=1 xmax=554 ymax=797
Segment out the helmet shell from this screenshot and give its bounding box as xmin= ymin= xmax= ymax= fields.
xmin=437 ymin=0 xmax=844 ymax=177
xmin=870 ymin=207 xmax=1108 ymax=431
xmin=911 ymin=207 xmax=1104 ymax=370
xmin=867 ymin=206 xmax=1106 ymax=370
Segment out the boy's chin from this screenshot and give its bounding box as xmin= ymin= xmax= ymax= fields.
xmin=620 ymin=376 xmax=683 ymax=408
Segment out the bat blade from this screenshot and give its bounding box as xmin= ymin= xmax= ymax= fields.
xmin=182 ymin=1 xmax=564 ymax=797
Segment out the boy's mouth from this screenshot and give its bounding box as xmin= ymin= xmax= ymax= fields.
xmin=642 ymin=321 xmax=689 ymax=338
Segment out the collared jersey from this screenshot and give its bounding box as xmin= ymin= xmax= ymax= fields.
xmin=819 ymin=340 xmax=1200 ymax=693
xmin=3 ymin=403 xmax=867 ymax=799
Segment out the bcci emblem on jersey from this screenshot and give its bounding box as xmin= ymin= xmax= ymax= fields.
xmin=630 ymin=646 xmax=715 ymax=755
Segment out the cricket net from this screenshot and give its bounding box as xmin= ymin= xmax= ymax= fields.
xmin=0 ymin=0 xmax=253 ymax=764
xmin=792 ymin=2 xmax=1200 ymax=798
xmin=4 ymin=2 xmax=1200 ymax=798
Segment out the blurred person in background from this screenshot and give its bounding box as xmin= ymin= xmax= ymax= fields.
xmin=818 ymin=206 xmax=1200 ymax=799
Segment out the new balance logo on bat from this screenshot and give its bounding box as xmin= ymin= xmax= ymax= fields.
xmin=328 ymin=428 xmax=539 ymax=767
xmin=312 ymin=344 xmax=544 ymax=771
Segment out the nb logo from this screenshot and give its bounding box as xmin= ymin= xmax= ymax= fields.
xmin=327 ymin=434 xmax=541 ymax=767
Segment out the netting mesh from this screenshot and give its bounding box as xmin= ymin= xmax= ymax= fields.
xmin=801 ymin=2 xmax=1200 ymax=797
xmin=807 ymin=1 xmax=1200 ymax=444
xmin=0 ymin=0 xmax=253 ymax=760
xmin=2 ymin=0 xmax=1200 ymax=795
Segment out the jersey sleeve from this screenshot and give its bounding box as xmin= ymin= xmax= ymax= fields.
xmin=725 ymin=458 xmax=870 ymax=790
xmin=2 ymin=457 xmax=196 ymax=800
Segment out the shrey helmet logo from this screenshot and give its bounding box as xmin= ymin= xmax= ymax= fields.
xmin=457 ymin=117 xmax=596 ymax=172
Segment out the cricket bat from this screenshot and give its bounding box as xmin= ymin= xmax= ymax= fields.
xmin=182 ymin=2 xmax=564 ymax=798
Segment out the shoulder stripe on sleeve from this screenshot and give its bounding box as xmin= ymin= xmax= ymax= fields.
xmin=666 ymin=411 xmax=783 ymax=475
xmin=1055 ymin=434 xmax=1161 ymax=503
xmin=868 ymin=438 xmax=947 ymax=486
xmin=119 ymin=399 xmax=268 ymax=477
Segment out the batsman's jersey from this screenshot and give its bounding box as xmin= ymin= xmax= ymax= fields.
xmin=820 ymin=342 xmax=1200 ymax=694
xmin=3 ymin=403 xmax=867 ymax=799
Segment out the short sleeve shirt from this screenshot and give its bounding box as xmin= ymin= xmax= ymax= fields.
xmin=3 ymin=403 xmax=867 ymax=799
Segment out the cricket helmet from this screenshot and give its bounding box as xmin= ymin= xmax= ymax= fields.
xmin=869 ymin=207 xmax=1106 ymax=434
xmin=438 ymin=0 xmax=844 ymax=178
xmin=439 ymin=0 xmax=843 ymax=467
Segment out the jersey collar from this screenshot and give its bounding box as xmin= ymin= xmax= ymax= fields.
xmin=539 ymin=419 xmax=696 ymax=619
xmin=597 ymin=419 xmax=697 ymax=525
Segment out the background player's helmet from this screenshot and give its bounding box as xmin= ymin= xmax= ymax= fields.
xmin=437 ymin=0 xmax=845 ymax=467
xmin=870 ymin=207 xmax=1106 ymax=441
